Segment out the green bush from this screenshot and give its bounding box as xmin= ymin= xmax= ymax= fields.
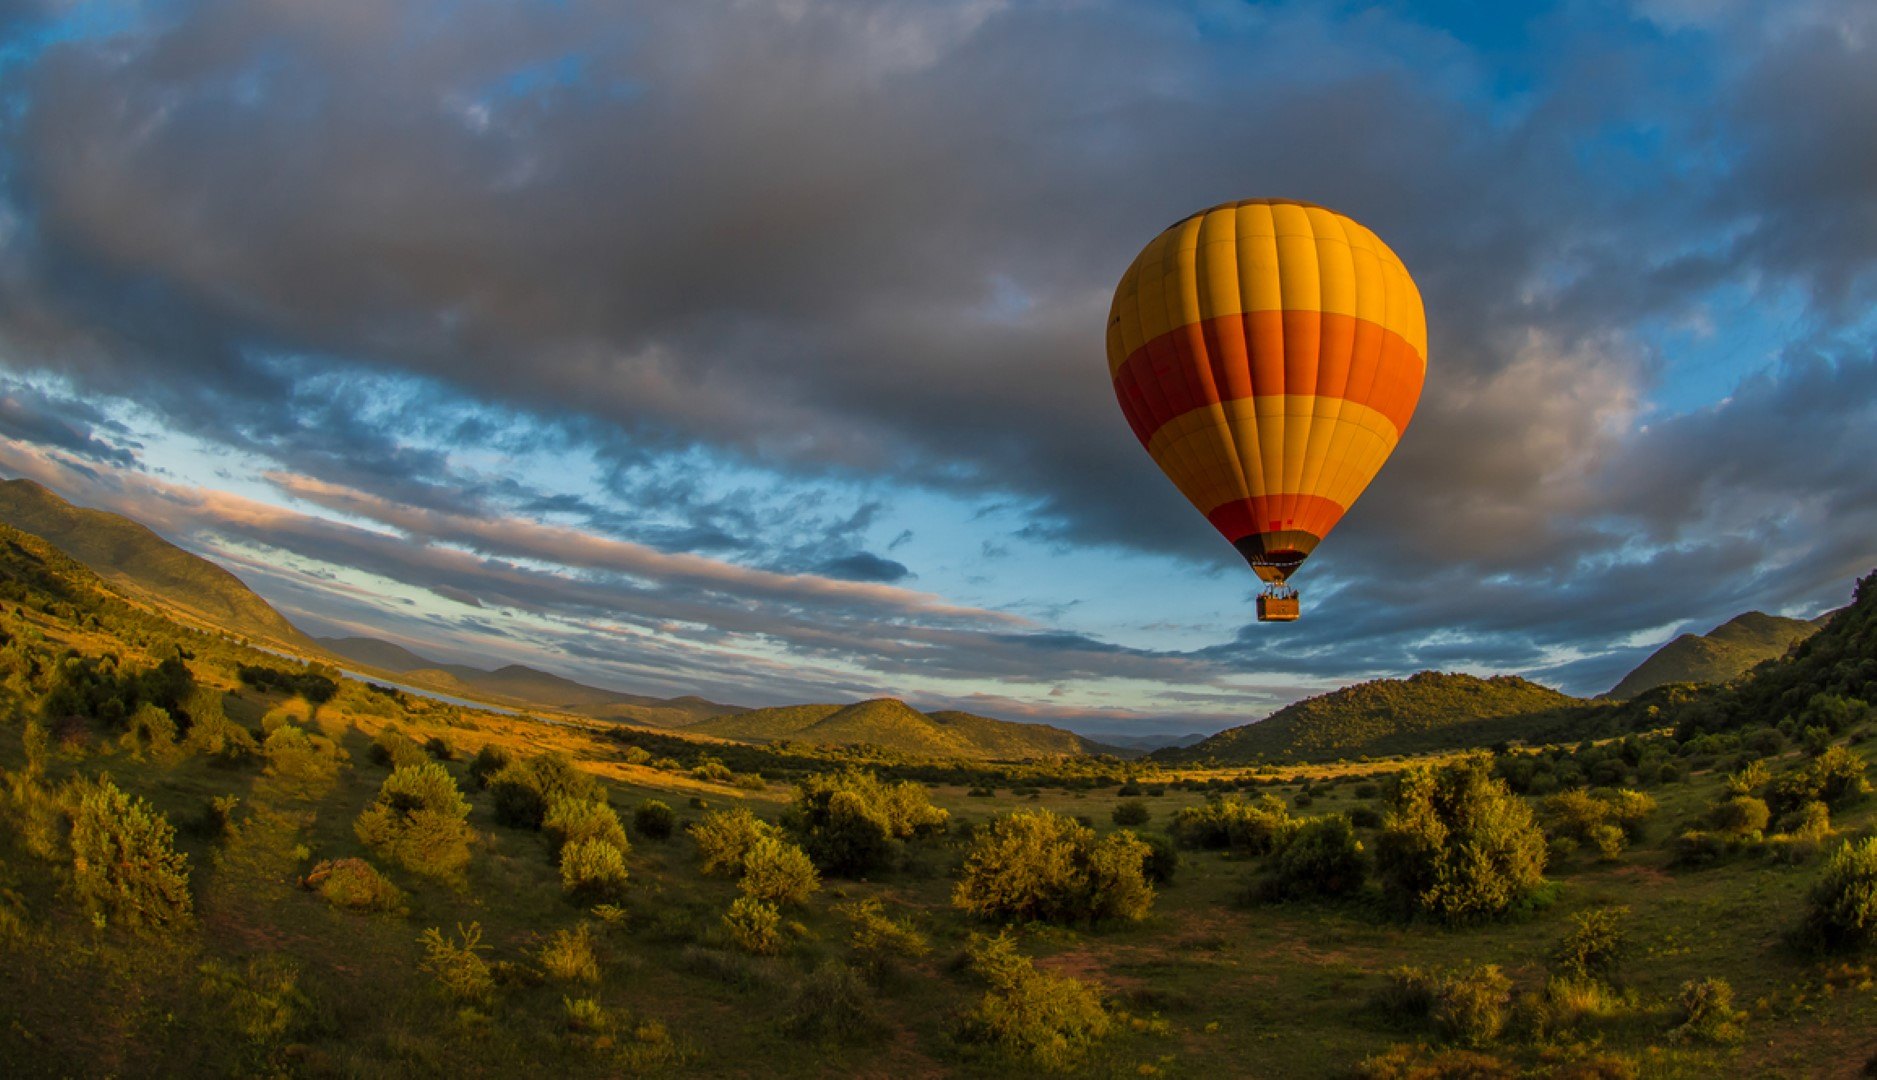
xmin=1801 ymin=837 xmax=1877 ymax=952
xmin=419 ymin=922 xmax=494 ymax=1005
xmin=692 ymin=807 xmax=779 ymax=877
xmin=782 ymin=960 xmax=877 ymax=1043
xmin=724 ymin=895 xmax=782 ymax=955
xmin=197 ymin=954 xmax=316 ymax=1045
xmin=1375 ymin=757 xmax=1548 ymax=923
xmin=1111 ymin=799 xmax=1150 ymax=826
xmin=1708 ymin=795 xmax=1771 ymax=839
xmin=1169 ymin=794 xmax=1296 ymax=853
xmin=953 ymin=809 xmax=1153 ymax=923
xmin=838 ymin=897 xmax=929 ymax=981
xmin=261 ymin=724 xmax=343 ymax=789
xmin=1544 ymin=788 xmax=1656 ymax=857
xmin=1375 ymin=963 xmax=1511 ymax=1047
xmin=1767 ymin=746 xmax=1871 ymax=816
xmin=1139 ymin=832 xmax=1179 ymax=885
xmin=1263 ymin=815 xmax=1366 ymax=900
xmin=489 ymin=752 xmax=602 ymax=829
xmin=120 ymin=702 xmax=180 ymax=762
xmin=560 ymin=836 xmax=630 ymax=902
xmin=468 ymin=743 xmax=513 ymax=790
xmin=540 ymin=924 xmax=602 ymax=983
xmin=958 ymin=931 xmax=1109 ymax=1071
xmin=70 ymin=775 xmax=192 ymax=931
xmin=353 ymin=762 xmax=474 ymax=880
xmin=1551 ymin=906 xmax=1629 ymax=984
xmin=424 ymin=735 xmax=454 ymax=760
xmin=633 ymin=798 xmax=677 ymax=840
xmin=543 ymin=796 xmax=629 ymax=859
xmin=302 ymin=857 xmax=405 ymax=913
xmin=785 ymin=770 xmax=949 ymax=876
xmin=1668 ymin=978 xmax=1746 ymax=1045
xmin=370 ymin=727 xmax=429 ymax=771
xmin=737 ymin=835 xmax=819 ymax=908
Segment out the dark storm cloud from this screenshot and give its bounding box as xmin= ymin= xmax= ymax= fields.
xmin=0 ymin=382 xmax=138 ymax=467
xmin=0 ymin=0 xmax=1873 ymax=709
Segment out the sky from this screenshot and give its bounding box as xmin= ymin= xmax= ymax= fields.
xmin=1 ymin=0 xmax=1874 ymax=739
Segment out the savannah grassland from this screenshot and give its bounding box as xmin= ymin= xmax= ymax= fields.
xmin=3 ymin=533 xmax=1876 ymax=1077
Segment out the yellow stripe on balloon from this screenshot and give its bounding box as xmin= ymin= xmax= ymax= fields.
xmin=1143 ymin=396 xmax=1399 ymax=517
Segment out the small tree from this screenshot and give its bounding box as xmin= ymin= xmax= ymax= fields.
xmin=488 ymin=752 xmax=602 ymax=829
xmin=785 ymin=770 xmax=949 ymax=877
xmin=953 ymin=809 xmax=1153 ymax=923
xmin=1669 ymin=978 xmax=1746 ymax=1045
xmin=691 ymin=807 xmax=779 ymax=876
xmin=1111 ymin=799 xmax=1150 ymax=826
xmin=561 ymin=837 xmax=630 ymax=902
xmin=633 ymin=799 xmax=677 ymax=840
xmin=959 ymin=931 xmax=1109 ymax=1071
xmin=1263 ymin=815 xmax=1366 ymax=900
xmin=1375 ymin=756 xmax=1548 ymax=922
xmin=543 ymin=796 xmax=629 ymax=859
xmin=70 ymin=776 xmax=193 ymax=931
xmin=354 ymin=762 xmax=474 ymax=880
xmin=738 ymin=835 xmax=820 ymax=908
xmin=1551 ymin=906 xmax=1629 ymax=984
xmin=419 ymin=922 xmax=494 ymax=1005
xmin=1802 ymin=837 xmax=1877 ymax=952
xmin=724 ymin=895 xmax=782 ymax=955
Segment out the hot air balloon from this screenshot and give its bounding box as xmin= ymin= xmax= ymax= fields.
xmin=1106 ymin=199 xmax=1426 ymax=622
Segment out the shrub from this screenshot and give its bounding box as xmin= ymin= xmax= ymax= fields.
xmin=467 ymin=743 xmax=513 ymax=789
xmin=692 ymin=807 xmax=779 ymax=876
xmin=1668 ymin=978 xmax=1745 ymax=1045
xmin=1801 ymin=837 xmax=1877 ymax=952
xmin=1527 ymin=976 xmax=1628 ymax=1039
xmin=1545 ymin=789 xmax=1655 ymax=857
xmin=1708 ymin=795 xmax=1770 ymax=839
xmin=1139 ymin=832 xmax=1179 ymax=885
xmin=540 ymin=924 xmax=602 ymax=983
xmin=302 ymin=858 xmax=405 ymax=913
xmin=953 ymin=810 xmax=1153 ymax=923
xmin=958 ymin=931 xmax=1109 ymax=1071
xmin=1375 ymin=757 xmax=1548 ymax=923
xmin=179 ymin=687 xmax=257 ymax=758
xmin=738 ymin=835 xmax=819 ymax=908
xmin=1768 ymin=746 xmax=1872 ymax=816
xmin=419 ymin=922 xmax=494 ymax=1005
xmin=724 ymin=895 xmax=782 ymax=955
xmin=1111 ymin=799 xmax=1150 ymax=826
xmin=838 ymin=897 xmax=929 ymax=981
xmin=1432 ymin=965 xmax=1514 ymax=1047
xmin=197 ymin=955 xmax=315 ymax=1045
xmin=1169 ymin=794 xmax=1296 ymax=853
xmin=785 ymin=770 xmax=949 ymax=876
xmin=70 ymin=775 xmax=192 ymax=931
xmin=633 ymin=799 xmax=676 ymax=840
xmin=782 ymin=960 xmax=877 ymax=1042
xmin=261 ymin=724 xmax=343 ymax=789
xmin=1263 ymin=814 xmax=1366 ymax=900
xmin=120 ymin=702 xmax=181 ymax=762
xmin=353 ymin=762 xmax=474 ymax=880
xmin=370 ymin=727 xmax=429 ymax=771
xmin=543 ymin=796 xmax=629 ymax=859
xmin=560 ymin=836 xmax=630 ymax=902
xmin=489 ymin=752 xmax=602 ymax=829
xmin=1551 ymin=906 xmax=1629 ymax=984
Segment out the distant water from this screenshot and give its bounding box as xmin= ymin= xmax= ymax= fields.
xmin=335 ymin=668 xmax=522 ymax=716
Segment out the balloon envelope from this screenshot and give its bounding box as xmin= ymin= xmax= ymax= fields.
xmin=1107 ymin=199 xmax=1426 ymax=583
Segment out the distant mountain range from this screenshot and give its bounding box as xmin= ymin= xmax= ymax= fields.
xmin=1154 ymin=672 xmax=1582 ymax=765
xmin=316 ymin=634 xmax=742 ymax=728
xmin=1604 ymin=610 xmax=1831 ymax=699
xmin=0 ymin=477 xmax=313 ymax=648
xmin=690 ymin=697 xmax=1120 ymax=760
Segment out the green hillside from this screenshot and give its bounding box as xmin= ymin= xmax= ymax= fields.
xmin=0 ymin=476 xmax=311 ymax=647
xmin=1607 ymin=610 xmax=1826 ymax=699
xmin=1155 ymin=672 xmax=1582 ymax=765
xmin=694 ymin=697 xmax=1109 ymax=760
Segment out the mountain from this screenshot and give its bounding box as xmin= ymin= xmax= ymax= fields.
xmin=317 ymin=634 xmax=741 ymax=727
xmin=1154 ymin=672 xmax=1582 ymax=765
xmin=1606 ymin=610 xmax=1829 ymax=699
xmin=691 ymin=697 xmax=1115 ymax=760
xmin=0 ymin=476 xmax=312 ymax=648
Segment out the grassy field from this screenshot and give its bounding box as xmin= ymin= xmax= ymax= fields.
xmin=6 ymin=672 xmax=1877 ymax=1077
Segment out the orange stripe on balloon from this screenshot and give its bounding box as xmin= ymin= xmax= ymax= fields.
xmin=1111 ymin=311 xmax=1422 ymax=448
xmin=1205 ymin=494 xmax=1346 ymax=543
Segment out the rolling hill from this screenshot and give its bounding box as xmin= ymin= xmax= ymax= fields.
xmin=317 ymin=634 xmax=741 ymax=727
xmin=1606 ymin=610 xmax=1830 ymax=699
xmin=1153 ymin=672 xmax=1582 ymax=765
xmin=691 ymin=697 xmax=1115 ymax=760
xmin=0 ymin=476 xmax=312 ymax=647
